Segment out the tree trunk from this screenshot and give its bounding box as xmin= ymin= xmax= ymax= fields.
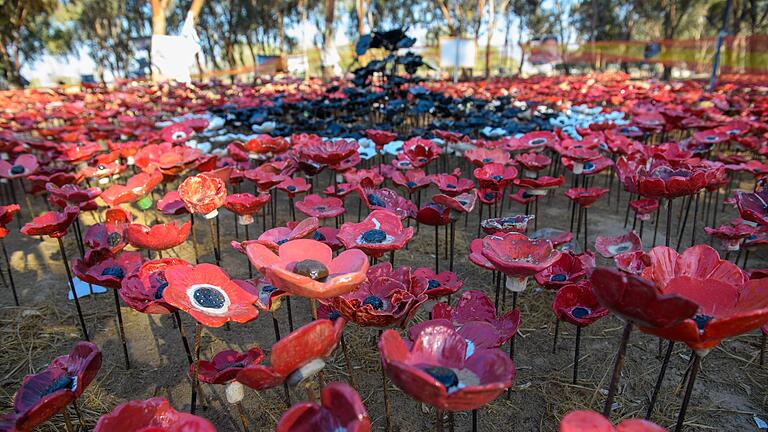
xmin=355 ymin=0 xmax=365 ymax=36
xmin=151 ymin=0 xmax=168 ymax=35
xmin=484 ymin=0 xmax=496 ymax=78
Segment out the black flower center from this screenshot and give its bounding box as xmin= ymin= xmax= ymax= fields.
xmin=584 ymin=162 xmax=595 ymax=171
xmin=613 ymin=244 xmax=631 ymax=253
xmin=315 ymin=206 xmax=327 ymax=211
xmin=693 ymin=314 xmax=714 ymax=331
xmin=287 ymin=185 xmax=296 ymax=192
xmin=492 ymin=175 xmax=503 ymax=181
xmin=446 ymin=183 xmax=457 ymax=189
xmin=261 ymin=284 xmax=276 ymax=294
xmin=571 ymin=307 xmax=590 ymax=318
xmin=193 ymin=286 xmax=226 ymax=309
xmin=427 ymin=279 xmax=441 ymax=290
xmin=293 ymin=259 xmax=329 ymax=280
xmin=406 ymin=181 xmax=417 ymax=188
xmin=367 ymin=193 xmax=385 ymax=207
xmin=45 ymin=375 xmax=74 ymax=395
xmin=328 ymin=310 xmax=341 ymax=320
xmin=312 ymin=231 xmax=326 ymax=241
xmin=107 ymin=232 xmax=121 ymax=247
xmin=550 ymin=273 xmax=567 ymax=282
xmin=276 ymin=239 xmax=288 ymax=245
xmin=529 ymin=138 xmax=546 ymax=146
xmin=482 ymin=157 xmax=493 ymax=163
xmin=101 ymin=266 xmax=124 ymax=279
xmin=522 ymin=191 xmax=532 ymax=198
xmin=362 ymin=229 xmax=387 ymax=243
xmin=484 ymin=192 xmax=495 ymax=200
xmin=363 ymin=295 xmax=384 ymax=310
xmin=422 ymin=366 xmax=459 ymax=389
xmin=155 ymin=281 xmax=168 ymax=300
xmin=10 ymin=165 xmax=24 ymax=175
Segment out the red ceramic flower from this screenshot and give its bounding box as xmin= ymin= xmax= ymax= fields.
xmin=224 ymin=192 xmax=271 ymax=224
xmin=589 ymin=267 xmax=697 ymax=328
xmin=119 ymin=257 xmax=188 ymax=315
xmin=559 ymin=410 xmax=665 ymax=432
xmin=239 ymin=217 xmax=320 ymax=252
xmin=0 ymin=204 xmax=20 ymax=238
xmin=125 ymin=220 xmax=191 ymax=251
xmin=160 ymin=122 xmax=194 ymax=144
xmin=391 ymin=169 xmax=431 ymax=195
xmin=736 ymin=189 xmax=768 ymax=226
xmin=464 ymin=147 xmax=511 ymax=167
xmin=629 ymin=198 xmax=659 ymax=221
xmin=332 ymin=262 xmax=427 ymax=327
xmin=379 ymin=325 xmax=515 ymax=411
xmin=481 ymin=215 xmax=534 ymax=235
xmin=237 ymin=318 xmax=345 ymax=390
xmin=403 ymin=137 xmax=441 ymax=168
xmin=244 ymin=134 xmax=290 ymax=156
xmin=469 ymin=238 xmax=495 ymax=271
xmin=278 ymin=176 xmax=312 ymax=199
xmin=632 ymin=159 xmax=709 ymax=199
xmin=323 ymin=182 xmax=356 ymax=198
xmin=637 ymin=245 xmax=768 ymax=353
xmin=564 ymin=187 xmax=610 ymax=208
xmin=356 ymin=178 xmax=417 ymax=219
xmin=563 ymin=156 xmax=613 ymax=176
xmin=416 ymin=202 xmax=452 ymax=226
xmin=482 ymin=233 xmax=562 ymax=291
xmin=45 ymin=183 xmax=101 ymax=206
xmin=553 ymin=282 xmax=609 ymax=327
xmin=473 ymin=163 xmax=518 ymax=190
xmin=515 ymin=152 xmax=551 ymax=174
xmin=412 ymin=290 xmax=520 ymax=349
xmin=295 ymin=194 xmax=345 ymax=219
xmin=5 ymin=342 xmax=101 ymax=432
xmin=73 ymin=249 xmax=143 ymax=289
xmin=162 ymin=263 xmax=259 ymax=327
xmin=366 ymin=129 xmax=397 ymax=149
xmin=20 ymin=206 xmax=79 ymax=238
xmin=195 ymin=347 xmax=265 ymax=384
xmin=614 ymin=251 xmax=646 ymax=275
xmin=93 ymin=397 xmax=216 ymax=432
xmin=337 ymin=210 xmax=413 ymax=258
xmin=277 ymin=382 xmax=371 ymax=432
xmin=246 ymin=239 xmax=369 ymax=299
xmin=300 ymin=139 xmax=359 ymax=165
xmin=0 ymin=154 xmax=38 ymax=179
xmin=432 ymin=191 xmax=477 ymax=217
xmin=530 ymin=228 xmax=574 ymax=247
xmin=157 ymin=190 xmax=188 ymax=215
xmin=432 ymin=172 xmax=475 ymax=196
xmin=704 ymin=223 xmax=755 ymax=251
xmin=517 ymin=131 xmax=557 ymax=150
xmin=534 ymin=252 xmax=587 ymax=290
xmin=508 ymin=189 xmax=537 ymax=205
xmin=513 ymin=176 xmax=565 ymax=195
xmin=413 ymin=267 xmax=464 ymax=299
xmin=178 ymin=173 xmax=227 ymax=217
xmin=594 ymin=231 xmax=642 ymax=258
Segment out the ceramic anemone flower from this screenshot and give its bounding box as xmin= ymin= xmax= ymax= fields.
xmin=637 ymin=245 xmax=768 ymax=355
xmin=629 ymin=198 xmax=659 ymax=221
xmin=414 ymin=267 xmax=464 ymax=299
xmin=481 ymin=233 xmax=562 ymax=292
xmin=433 ymin=191 xmax=478 ymax=219
xmin=704 ymin=223 xmax=755 ymax=251
xmin=278 ymin=176 xmax=312 ymax=199
xmin=323 ymin=182 xmax=356 ymax=199
xmin=125 ymin=220 xmax=191 ymax=251
xmin=534 ymin=252 xmax=587 ymax=290
xmin=473 ymin=163 xmax=518 ymax=190
xmin=295 ymin=194 xmax=346 ymax=219
xmin=160 ymin=122 xmax=194 ymax=144
xmin=194 ymin=347 xmax=265 ymax=384
xmin=464 ymin=147 xmax=511 ymax=167
xmin=93 ymin=397 xmax=216 ymax=432
xmin=564 ymin=187 xmax=610 ymax=208
xmin=356 ymin=179 xmax=417 ymax=220
xmin=403 ymin=137 xmax=441 ymax=168
xmin=0 ymin=204 xmax=21 ymax=238
xmin=736 ymin=189 xmax=768 ymax=226
xmin=4 ymin=342 xmax=102 ymax=432
xmin=636 ymin=160 xmax=709 ymax=199
xmin=379 ymin=325 xmax=515 ymax=412
xmin=162 ymin=263 xmax=259 ymax=327
xmin=366 ymin=129 xmax=397 ymax=149
xmin=157 ymin=191 xmax=188 ymax=216
xmin=515 ymin=152 xmax=552 ymax=176
xmin=432 ymin=173 xmax=475 ymax=197
xmin=236 ymin=318 xmax=345 ymax=390
xmin=245 ymin=239 xmax=369 ymax=299
xmin=391 ymin=169 xmax=431 ymax=195
xmin=120 ymin=258 xmax=188 ymax=314
xmin=20 ymin=206 xmax=79 ymax=238
xmin=469 ymin=238 xmax=496 ymax=271
xmin=331 ymin=262 xmax=427 ymax=328
xmin=594 ymin=231 xmax=642 ymax=258
xmin=513 ymin=176 xmax=565 ymax=195
xmin=411 ymin=290 xmax=520 ymax=350
xmin=223 ymin=192 xmax=270 ymax=225
xmin=559 ymin=410 xmax=666 ymax=432
xmin=300 ymin=139 xmax=359 ymax=165
xmin=73 ymin=248 xmax=143 ymax=289
xmin=553 ymin=281 xmax=609 ymax=327
xmin=0 ymin=154 xmax=38 ymax=179
xmin=517 ymin=131 xmax=557 ymax=151
xmin=45 ymin=183 xmax=101 ymax=207
xmin=234 ymin=217 xmax=320 ymax=252
xmin=480 ymin=215 xmax=535 ymax=235
xmin=337 ymin=210 xmax=414 ymax=258
xmin=277 ymin=382 xmax=371 ymax=432
xmin=175 ymin=170 xmax=224 ymax=212
xmin=589 ymin=267 xmax=698 ymax=329
xmin=614 ymin=251 xmax=647 ymax=275
xmin=416 ymin=202 xmax=452 ymax=226
xmin=243 ymin=134 xmax=289 ymax=156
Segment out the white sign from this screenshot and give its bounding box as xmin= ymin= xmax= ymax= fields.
xmin=439 ymin=37 xmax=476 ymax=68
xmin=287 ymin=55 xmax=309 ymax=74
xmin=150 ymin=12 xmax=201 ymax=83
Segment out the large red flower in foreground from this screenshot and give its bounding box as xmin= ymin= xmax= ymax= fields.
xmin=553 ymin=282 xmax=609 ymax=327
xmin=246 ymin=239 xmax=369 ymax=298
xmin=93 ymin=397 xmax=215 ymax=432
xmin=637 ymin=245 xmax=768 ymax=353
xmin=337 ymin=210 xmax=413 ymax=258
xmin=120 ymin=258 xmax=188 ymax=314
xmin=237 ymin=318 xmax=345 ymax=390
xmin=482 ymin=233 xmax=562 ymax=291
xmin=125 ymin=221 xmax=191 ymax=251
xmin=4 ymin=342 xmax=101 ymax=432
xmin=20 ymin=206 xmax=79 ymax=238
xmin=379 ymin=325 xmax=515 ymax=412
xmin=559 ymin=410 xmax=665 ymax=432
xmin=73 ymin=249 xmax=143 ymax=289
xmin=0 ymin=154 xmax=38 ymax=179
xmin=331 ymin=262 xmax=427 ymax=327
xmin=162 ymin=263 xmax=259 ymax=327
xmin=178 ymin=173 xmax=227 ymax=217
xmin=277 ymin=382 xmax=371 ymax=432
xmin=411 ymin=290 xmax=520 ymax=349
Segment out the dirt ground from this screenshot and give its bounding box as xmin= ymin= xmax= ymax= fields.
xmin=0 ymin=159 xmax=766 ymax=432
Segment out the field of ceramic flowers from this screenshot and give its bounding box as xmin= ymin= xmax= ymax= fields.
xmin=0 ymin=73 xmax=767 ymax=432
